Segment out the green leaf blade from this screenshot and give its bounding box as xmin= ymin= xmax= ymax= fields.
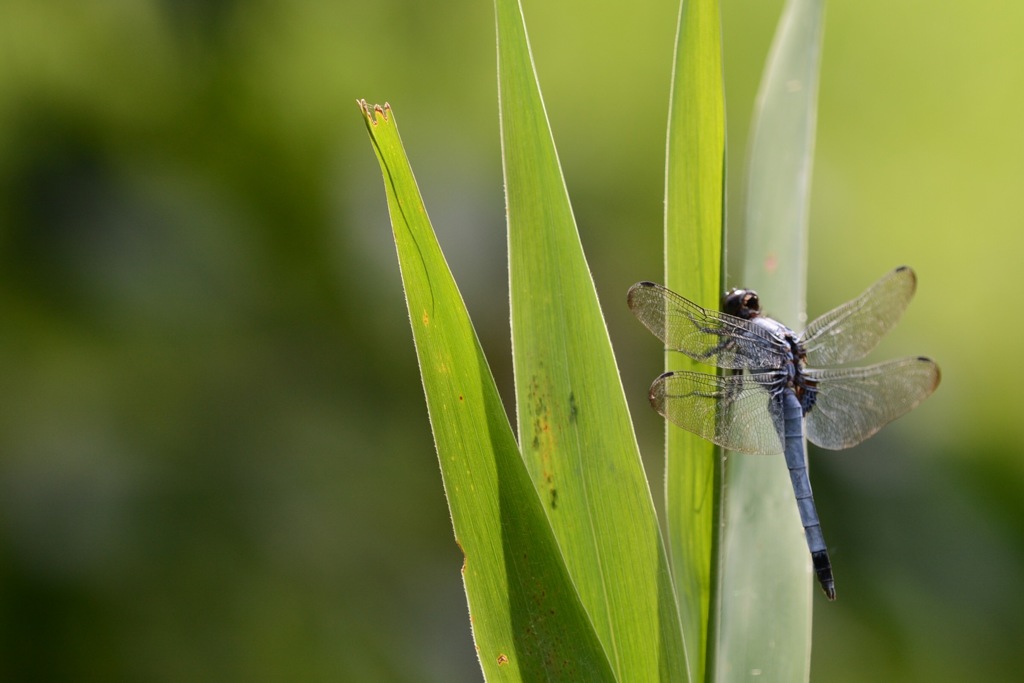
xmin=361 ymin=100 xmax=616 ymax=682
xmin=494 ymin=1 xmax=690 ymax=680
xmin=663 ymin=2 xmax=726 ymax=682
xmin=719 ymin=0 xmax=826 ymax=680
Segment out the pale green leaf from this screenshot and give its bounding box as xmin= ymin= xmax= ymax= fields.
xmin=717 ymin=0 xmax=826 ymax=680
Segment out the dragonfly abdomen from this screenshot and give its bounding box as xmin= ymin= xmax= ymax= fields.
xmin=781 ymin=389 xmax=836 ymax=601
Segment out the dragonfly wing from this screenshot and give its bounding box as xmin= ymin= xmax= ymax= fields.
xmin=801 ymin=266 xmax=918 ymax=365
xmin=649 ymin=370 xmax=784 ymax=454
xmin=627 ymin=281 xmax=789 ymax=370
xmin=804 ymin=357 xmax=941 ymax=450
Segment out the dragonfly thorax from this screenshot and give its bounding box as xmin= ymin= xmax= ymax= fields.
xmin=747 ymin=314 xmax=817 ymax=412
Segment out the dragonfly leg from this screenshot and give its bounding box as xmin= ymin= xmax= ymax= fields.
xmin=686 ymin=312 xmax=742 ymax=364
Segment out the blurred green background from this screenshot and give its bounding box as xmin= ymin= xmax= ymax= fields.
xmin=0 ymin=0 xmax=1020 ymax=680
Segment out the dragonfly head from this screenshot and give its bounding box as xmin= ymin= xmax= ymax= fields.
xmin=722 ymin=288 xmax=761 ymax=320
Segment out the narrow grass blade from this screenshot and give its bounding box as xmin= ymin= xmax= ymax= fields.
xmin=495 ymin=1 xmax=689 ymax=680
xmin=360 ymin=100 xmax=615 ymax=682
xmin=718 ymin=0 xmax=825 ymax=680
xmin=662 ymin=1 xmax=726 ymax=682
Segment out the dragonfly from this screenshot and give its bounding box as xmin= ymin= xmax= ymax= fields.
xmin=626 ymin=266 xmax=940 ymax=600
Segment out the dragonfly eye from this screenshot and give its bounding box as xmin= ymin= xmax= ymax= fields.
xmin=722 ymin=289 xmax=743 ymax=316
xmin=722 ymin=288 xmax=761 ymax=319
